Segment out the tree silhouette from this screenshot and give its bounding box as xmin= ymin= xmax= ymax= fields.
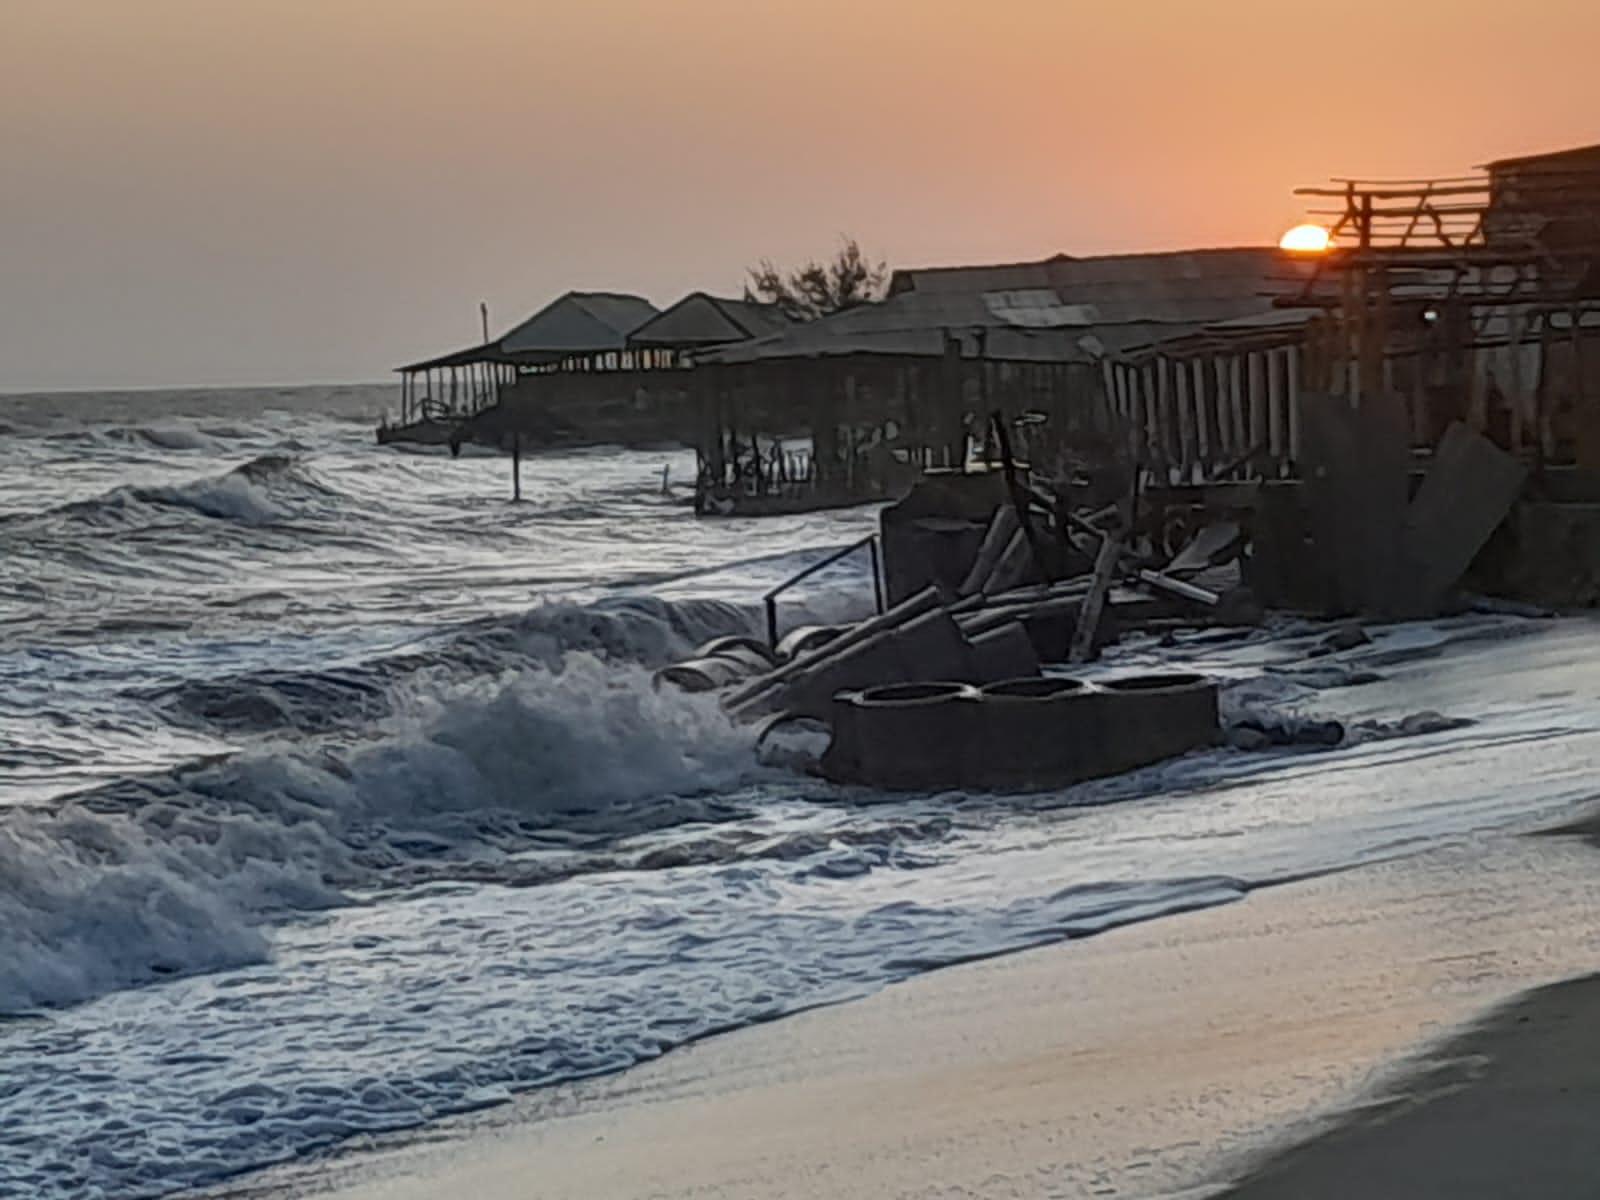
xmin=745 ymin=237 xmax=888 ymax=321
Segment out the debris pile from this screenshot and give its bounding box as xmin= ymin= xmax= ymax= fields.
xmin=652 ymin=411 xmax=1537 ymax=792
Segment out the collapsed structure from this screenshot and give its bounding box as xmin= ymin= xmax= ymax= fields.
xmin=388 ymin=140 xmax=1600 ymax=616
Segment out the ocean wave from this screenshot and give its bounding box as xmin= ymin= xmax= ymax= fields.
xmin=0 ymin=652 xmax=763 ymax=1012
xmin=7 ymin=453 xmax=338 ymax=530
xmin=42 ymin=423 xmax=224 ymax=453
xmin=144 ymin=594 xmax=761 ymax=736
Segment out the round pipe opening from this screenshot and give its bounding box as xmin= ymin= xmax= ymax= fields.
xmin=981 ymin=677 xmax=1091 ymax=700
xmin=1102 ymin=672 xmax=1209 ymax=693
xmin=856 ymin=681 xmax=974 ymax=705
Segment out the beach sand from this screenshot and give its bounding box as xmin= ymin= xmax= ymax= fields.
xmin=1219 ymin=973 xmax=1600 ymax=1198
xmin=217 ymin=822 xmax=1600 ymax=1200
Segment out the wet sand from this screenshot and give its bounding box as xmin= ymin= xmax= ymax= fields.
xmin=216 ymin=823 xmax=1600 ymax=1200
xmin=1214 ymin=811 xmax=1600 ymax=1198
xmin=1220 ymin=973 xmax=1600 ymax=1198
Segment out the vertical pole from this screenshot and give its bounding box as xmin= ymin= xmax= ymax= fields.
xmin=1267 ymin=348 xmax=1286 ymax=470
xmin=868 ymin=536 xmax=885 ymax=615
xmin=480 ymin=301 xmax=490 ymax=345
xmin=1247 ymin=352 xmax=1267 ymax=463
xmin=1228 ymin=355 xmax=1246 ymax=458
xmin=1173 ymin=357 xmax=1195 ymax=481
xmin=1287 ymin=344 xmax=1303 ymax=469
xmin=511 ymin=432 xmax=522 ymax=502
xmin=765 ymin=594 xmax=779 ymax=650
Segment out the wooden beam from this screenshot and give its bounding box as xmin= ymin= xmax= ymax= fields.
xmin=1069 ymin=531 xmax=1123 ymax=664
xmin=1287 ymin=344 xmax=1302 ymax=465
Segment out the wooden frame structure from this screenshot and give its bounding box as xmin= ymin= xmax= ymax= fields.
xmin=1278 ymin=152 xmax=1600 ymax=465
xmin=689 ymin=343 xmax=1114 ymax=516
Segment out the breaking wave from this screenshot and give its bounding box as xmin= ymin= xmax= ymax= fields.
xmin=144 ymin=594 xmax=761 ymax=736
xmin=6 ymin=453 xmax=337 ymax=530
xmin=1 ymin=653 xmax=764 ymax=1013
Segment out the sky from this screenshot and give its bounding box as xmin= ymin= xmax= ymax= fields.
xmin=3 ymin=0 xmax=1599 ymax=391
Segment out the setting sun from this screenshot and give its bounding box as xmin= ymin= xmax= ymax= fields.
xmin=1279 ymin=223 xmax=1332 ymax=253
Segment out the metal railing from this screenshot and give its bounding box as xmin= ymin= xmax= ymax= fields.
xmin=763 ymin=534 xmax=885 ymax=649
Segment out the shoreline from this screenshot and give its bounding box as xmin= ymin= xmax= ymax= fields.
xmin=202 ymin=820 xmax=1600 ymax=1200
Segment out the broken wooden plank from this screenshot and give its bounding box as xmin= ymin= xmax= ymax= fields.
xmin=958 ymin=505 xmax=1020 ymax=596
xmin=1401 ymin=421 xmax=1527 ymax=614
xmin=982 ymin=528 xmax=1034 ymax=596
xmin=1069 ymin=532 xmax=1123 ymax=663
xmin=991 ymin=411 xmax=1053 ymax=584
xmin=1166 ymin=521 xmax=1241 ymax=576
xmin=1137 ymin=569 xmax=1220 ymax=607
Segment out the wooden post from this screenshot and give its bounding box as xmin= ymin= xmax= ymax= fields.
xmin=1247 ymin=352 xmax=1267 ymax=464
xmin=1212 ymin=358 xmax=1231 ymax=455
xmin=1507 ymin=311 xmax=1527 ymax=455
xmin=1174 ymin=357 xmax=1195 ymax=481
xmin=511 ymin=432 xmax=522 ymax=502
xmin=1536 ymin=313 xmax=1553 ymax=467
xmin=1287 ymin=344 xmax=1302 ymax=468
xmin=1164 ymin=361 xmax=1177 ymax=483
xmin=1228 ymin=355 xmax=1247 ymax=459
xmin=1267 ymin=349 xmax=1286 ymax=470
xmin=1572 ymin=306 xmax=1590 ymax=463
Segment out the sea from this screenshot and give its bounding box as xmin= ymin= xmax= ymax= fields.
xmin=3 ymin=384 xmax=1599 ymax=1200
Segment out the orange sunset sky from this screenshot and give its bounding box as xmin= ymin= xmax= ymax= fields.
xmin=3 ymin=0 xmax=1598 ymax=390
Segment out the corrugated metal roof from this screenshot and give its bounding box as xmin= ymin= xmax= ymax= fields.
xmin=1120 ymin=307 xmax=1322 ymax=360
xmin=889 ymin=248 xmax=1282 ymax=318
xmin=698 ymin=307 xmax=1193 ymax=366
xmin=627 ymin=292 xmax=791 ymax=347
xmin=1483 ymin=142 xmax=1600 ymax=171
xmin=887 ymin=254 xmax=1075 ymax=295
xmin=981 ymin=289 xmax=1099 ymax=327
xmin=699 ymin=248 xmax=1290 ymax=365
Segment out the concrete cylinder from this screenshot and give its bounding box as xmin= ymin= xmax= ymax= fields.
xmin=1097 ymin=673 xmax=1219 ymax=773
xmin=818 ymin=688 xmax=864 ymax=782
xmin=974 ymin=676 xmax=1100 ymax=789
xmin=776 ymin=625 xmax=846 ymax=662
xmin=849 ymin=681 xmax=981 ymax=790
xmin=652 ymin=657 xmax=746 ymax=693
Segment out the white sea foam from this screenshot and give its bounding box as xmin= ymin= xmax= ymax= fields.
xmin=0 ymin=652 xmax=759 ymax=1013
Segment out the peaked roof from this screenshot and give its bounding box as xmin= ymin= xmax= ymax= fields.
xmin=627 ymin=292 xmax=792 ymax=348
xmin=398 ymin=290 xmax=658 ymax=372
xmin=499 ymin=291 xmax=658 ymax=355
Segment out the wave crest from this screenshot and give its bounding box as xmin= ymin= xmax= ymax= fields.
xmin=0 ymin=653 xmax=761 ymax=1011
